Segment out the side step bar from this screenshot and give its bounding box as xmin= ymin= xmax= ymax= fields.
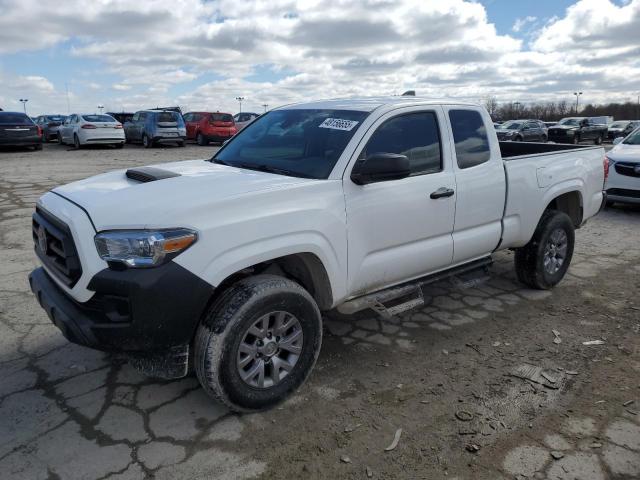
xmin=338 ymin=257 xmax=492 ymax=319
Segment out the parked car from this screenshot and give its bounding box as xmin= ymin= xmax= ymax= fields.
xmin=547 ymin=117 xmax=608 ymax=144
xmin=0 ymin=111 xmax=42 ymax=150
xmin=57 ymin=114 xmax=125 ymax=149
xmin=107 ymin=112 xmax=135 ymax=125
xmin=495 ymin=119 xmax=547 ymax=142
xmin=183 ymin=112 xmax=237 ymax=145
xmin=233 ymin=112 xmax=260 ymax=131
xmin=606 ymin=120 xmax=640 ymax=141
xmin=124 ymin=110 xmax=186 ymax=148
xmin=35 ymin=115 xmax=67 ymax=142
xmin=29 ymin=97 xmax=607 ymax=411
xmin=605 ymin=127 xmax=640 ymax=205
xmin=544 ymin=121 xmax=557 ymax=128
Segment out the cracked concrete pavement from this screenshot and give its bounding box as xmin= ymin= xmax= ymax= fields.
xmin=1 ymin=143 xmax=639 ymax=479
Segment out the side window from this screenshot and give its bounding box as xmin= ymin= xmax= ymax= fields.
xmin=139 ymin=113 xmax=147 ymax=122
xmin=362 ymin=111 xmax=442 ymax=176
xmin=183 ymin=113 xmax=192 ymax=122
xmin=448 ymin=109 xmax=491 ymax=169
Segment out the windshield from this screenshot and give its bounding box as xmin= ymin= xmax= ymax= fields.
xmin=610 ymin=121 xmax=629 ymax=128
xmin=558 ymin=118 xmax=580 ymax=126
xmin=0 ymin=113 xmax=33 ymax=125
xmin=45 ymin=115 xmax=66 ymax=122
xmin=82 ymin=114 xmax=115 ymax=122
xmin=623 ymin=129 xmax=640 ymax=145
xmin=210 ymin=113 xmax=233 ymax=123
xmin=499 ymin=121 xmax=522 ymax=130
xmin=212 ymin=109 xmax=369 ymax=179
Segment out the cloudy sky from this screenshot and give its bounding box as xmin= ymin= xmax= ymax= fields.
xmin=1 ymin=0 xmax=639 ymax=116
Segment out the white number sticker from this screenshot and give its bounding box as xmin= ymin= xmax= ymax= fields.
xmin=318 ymin=118 xmax=359 ymax=131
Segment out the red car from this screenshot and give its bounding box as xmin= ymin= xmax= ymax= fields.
xmin=183 ymin=112 xmax=237 ymax=145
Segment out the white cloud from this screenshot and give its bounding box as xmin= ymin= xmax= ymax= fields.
xmin=1 ymin=0 xmax=639 ymax=115
xmin=512 ymin=16 xmax=537 ymax=32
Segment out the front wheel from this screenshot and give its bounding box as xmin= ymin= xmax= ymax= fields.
xmin=194 ymin=275 xmax=322 ymax=412
xmin=514 ymin=210 xmax=575 ymax=289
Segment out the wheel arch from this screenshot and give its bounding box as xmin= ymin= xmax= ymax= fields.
xmin=544 ymin=190 xmax=583 ymax=228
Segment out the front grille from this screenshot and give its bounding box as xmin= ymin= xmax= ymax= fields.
xmin=32 ymin=207 xmax=82 ymax=287
xmin=549 ymin=129 xmax=566 ymax=136
xmin=614 ymin=162 xmax=640 ymax=178
xmin=607 ymin=188 xmax=640 ymax=198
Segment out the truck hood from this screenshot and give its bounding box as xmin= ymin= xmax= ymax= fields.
xmin=550 ymin=125 xmax=579 ymax=131
xmin=609 ymin=144 xmax=640 ymax=163
xmin=53 ymin=159 xmax=317 ymax=230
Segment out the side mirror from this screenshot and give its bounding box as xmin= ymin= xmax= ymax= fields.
xmin=613 ymin=137 xmax=623 ymax=145
xmin=351 ymin=153 xmax=411 ymax=185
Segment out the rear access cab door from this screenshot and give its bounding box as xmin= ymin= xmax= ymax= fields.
xmin=442 ymin=106 xmax=506 ymax=263
xmin=343 ymin=106 xmax=457 ymax=295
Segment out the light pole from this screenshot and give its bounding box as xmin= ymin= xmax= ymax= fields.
xmin=573 ymin=92 xmax=582 ymax=114
xmin=514 ymin=101 xmax=521 ymax=117
xmin=19 ymin=98 xmax=28 ymax=114
xmin=97 ymin=104 xmax=104 ymax=114
xmin=262 ymin=104 xmax=269 ymax=113
xmin=235 ymin=96 xmax=245 ymax=113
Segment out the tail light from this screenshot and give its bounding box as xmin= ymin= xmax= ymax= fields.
xmin=82 ymin=124 xmax=97 ymax=129
xmin=114 ymin=124 xmax=123 ymax=129
xmin=603 ymin=156 xmax=610 ymax=183
xmin=37 ymin=126 xmax=42 ymax=137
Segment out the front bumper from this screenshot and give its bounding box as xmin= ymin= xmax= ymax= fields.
xmin=29 ymin=262 xmax=213 ymax=354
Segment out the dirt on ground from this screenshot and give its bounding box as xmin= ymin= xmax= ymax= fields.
xmin=1 ymin=143 xmax=639 ymax=480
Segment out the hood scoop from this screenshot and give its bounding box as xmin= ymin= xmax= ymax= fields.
xmin=126 ymin=167 xmax=181 ymax=183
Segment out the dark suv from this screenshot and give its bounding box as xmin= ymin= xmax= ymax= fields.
xmin=124 ymin=110 xmax=186 ymax=148
xmin=548 ymin=117 xmax=608 ymax=145
xmin=495 ymin=119 xmax=547 ymax=142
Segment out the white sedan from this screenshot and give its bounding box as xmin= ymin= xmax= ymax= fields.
xmin=58 ymin=113 xmax=125 ymax=148
xmin=606 ymin=128 xmax=640 ymax=205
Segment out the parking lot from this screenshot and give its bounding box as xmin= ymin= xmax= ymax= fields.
xmin=1 ymin=143 xmax=639 ymax=479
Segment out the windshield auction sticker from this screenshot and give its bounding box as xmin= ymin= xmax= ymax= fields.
xmin=318 ymin=118 xmax=359 ymax=131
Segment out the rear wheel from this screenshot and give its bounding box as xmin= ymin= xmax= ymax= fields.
xmin=194 ymin=275 xmax=322 ymax=412
xmin=196 ymin=133 xmax=208 ymax=146
xmin=514 ymin=210 xmax=575 ymax=290
xmin=73 ymin=134 xmax=81 ymax=150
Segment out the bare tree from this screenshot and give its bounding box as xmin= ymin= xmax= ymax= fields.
xmin=483 ymin=96 xmax=498 ymax=118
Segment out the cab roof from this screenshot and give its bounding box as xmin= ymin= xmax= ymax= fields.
xmin=279 ymin=96 xmax=480 ymax=112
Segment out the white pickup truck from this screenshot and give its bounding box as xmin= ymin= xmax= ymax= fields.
xmin=29 ymin=97 xmax=607 ymax=411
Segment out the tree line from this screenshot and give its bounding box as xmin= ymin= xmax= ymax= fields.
xmin=483 ymin=96 xmax=640 ymax=122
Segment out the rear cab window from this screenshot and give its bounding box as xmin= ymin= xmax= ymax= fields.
xmin=448 ymin=109 xmax=491 ymax=169
xmin=361 ymin=111 xmax=442 ymax=176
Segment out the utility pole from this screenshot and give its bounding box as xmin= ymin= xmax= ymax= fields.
xmin=514 ymin=101 xmax=521 ymax=118
xmin=19 ymin=98 xmax=28 ymax=114
xmin=573 ymin=91 xmax=583 ymax=114
xmin=262 ymin=104 xmax=269 ymax=113
xmin=235 ymin=96 xmax=245 ymax=113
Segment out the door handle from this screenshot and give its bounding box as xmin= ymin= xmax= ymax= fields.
xmin=430 ymin=187 xmax=455 ymax=199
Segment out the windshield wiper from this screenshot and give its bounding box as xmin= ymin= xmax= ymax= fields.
xmin=235 ymin=162 xmax=314 ymax=179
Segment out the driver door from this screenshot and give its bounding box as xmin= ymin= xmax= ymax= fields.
xmin=343 ymin=107 xmax=456 ymax=295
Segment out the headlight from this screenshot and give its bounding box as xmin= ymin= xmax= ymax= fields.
xmin=95 ymin=229 xmax=197 ymax=268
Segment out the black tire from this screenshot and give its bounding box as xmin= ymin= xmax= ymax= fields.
xmin=514 ymin=210 xmax=575 ymax=290
xmin=142 ymin=134 xmax=152 ymax=148
xmin=73 ymin=134 xmax=81 ymax=150
xmin=178 ymin=140 xmax=185 ymax=147
xmin=196 ymin=133 xmax=208 ymax=146
xmin=194 ymin=274 xmax=322 ymax=412
xmin=595 ymin=134 xmax=603 ymax=145
xmin=57 ymin=133 xmax=64 ymax=145
xmin=605 ymin=200 xmax=615 ymax=208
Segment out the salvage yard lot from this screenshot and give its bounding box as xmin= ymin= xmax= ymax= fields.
xmin=1 ymin=143 xmax=639 ymax=479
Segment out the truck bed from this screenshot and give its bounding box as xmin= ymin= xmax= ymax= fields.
xmin=498 ymin=141 xmax=605 ymax=250
xmin=499 ymin=141 xmax=599 ymax=160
